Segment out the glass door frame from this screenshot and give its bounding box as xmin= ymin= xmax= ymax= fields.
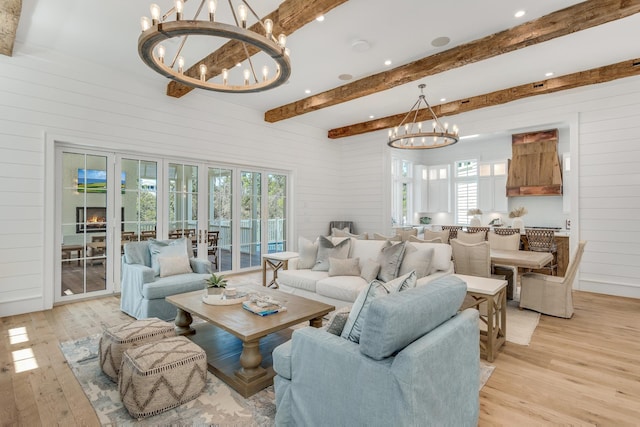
xmin=54 ymin=146 xmax=117 ymax=302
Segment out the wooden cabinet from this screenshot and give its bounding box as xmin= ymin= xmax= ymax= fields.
xmin=521 ymin=234 xmax=569 ymax=276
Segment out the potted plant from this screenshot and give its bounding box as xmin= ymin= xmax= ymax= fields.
xmin=205 ymin=273 xmax=227 ymax=296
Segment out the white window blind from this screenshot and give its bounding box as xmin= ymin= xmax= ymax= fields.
xmin=455 ymin=160 xmax=478 ymax=224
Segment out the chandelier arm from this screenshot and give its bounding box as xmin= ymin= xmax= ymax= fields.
xmin=168 ymin=1 xmax=205 ymax=69
xmin=408 ymin=98 xmax=424 ymax=134
xmin=425 ymin=103 xmax=445 ymax=132
xmin=242 ymin=41 xmax=259 ymax=83
xmin=398 ymin=98 xmax=422 ymax=128
xmin=162 ymin=0 xmax=193 ymax=22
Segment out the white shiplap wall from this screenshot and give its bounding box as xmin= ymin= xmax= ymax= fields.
xmin=338 ymin=76 xmax=640 ymax=299
xmin=0 ymin=45 xmax=342 ymax=316
xmin=2 ymin=44 xmax=640 ymax=317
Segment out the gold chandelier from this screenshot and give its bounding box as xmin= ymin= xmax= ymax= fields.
xmin=388 ymin=84 xmax=459 ymax=149
xmin=138 ymin=0 xmax=291 ymax=93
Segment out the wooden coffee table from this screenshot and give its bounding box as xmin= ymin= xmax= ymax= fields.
xmin=166 ymin=286 xmax=334 ymax=397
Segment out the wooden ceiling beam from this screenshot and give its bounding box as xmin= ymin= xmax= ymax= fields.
xmin=327 ymin=58 xmax=640 ymax=139
xmin=0 ymin=0 xmax=22 ymax=56
xmin=166 ymin=0 xmax=348 ymax=98
xmin=266 ymin=0 xmax=640 ymax=123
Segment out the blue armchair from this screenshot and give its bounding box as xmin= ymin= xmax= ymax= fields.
xmin=120 ymin=239 xmax=212 ymax=321
xmin=272 ymin=275 xmax=480 ymax=427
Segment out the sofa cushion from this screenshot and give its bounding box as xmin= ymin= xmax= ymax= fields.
xmin=381 ymin=270 xmax=417 ymax=292
xmin=409 ymin=235 xmax=442 ymax=244
xmin=298 ymin=236 xmax=318 ymax=269
xmin=159 ymin=255 xmax=193 ymax=278
xmin=277 ymin=270 xmax=328 ymax=293
xmin=395 ymin=228 xmax=418 ymax=241
xmin=328 ymin=257 xmax=361 ymax=277
xmin=332 ymin=228 xmax=368 ymax=240
xmin=348 ymin=239 xmax=388 ymax=268
xmin=323 ymin=306 xmax=352 ymax=336
xmin=142 ymin=273 xmax=209 ymax=300
xmin=316 ymin=276 xmax=368 ymax=303
xmin=148 ymin=238 xmax=191 ymax=276
xmin=377 ymin=241 xmax=406 ymax=282
xmin=360 ymin=259 xmax=381 ymax=282
xmin=312 ymin=236 xmax=351 ymax=271
xmin=371 ymin=232 xmax=401 ymax=241
xmin=359 ymin=275 xmax=467 ymax=360
xmin=340 ymin=280 xmax=391 ymax=343
xmin=406 ymin=242 xmax=452 ymax=274
xmin=124 ymin=241 xmax=152 ymax=267
xmin=399 ymin=246 xmax=434 ymax=279
xmin=421 ymin=229 xmax=450 ymax=243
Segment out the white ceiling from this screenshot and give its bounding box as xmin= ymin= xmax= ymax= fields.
xmin=14 ymin=0 xmax=640 ymax=134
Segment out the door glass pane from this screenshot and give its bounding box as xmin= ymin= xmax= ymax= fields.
xmin=61 ymin=153 xmax=107 ymax=298
xmin=268 ymin=174 xmax=287 ymax=253
xmin=122 ymin=159 xmax=158 ymax=242
xmin=241 ymin=171 xmax=261 ymax=268
xmin=169 ymin=163 xmax=198 ymax=240
xmin=208 ymin=168 xmax=233 ymax=272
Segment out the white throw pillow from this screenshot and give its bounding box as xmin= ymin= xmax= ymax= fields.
xmin=158 ymin=255 xmax=192 ymax=277
xmin=312 ymin=236 xmax=351 ymax=271
xmin=399 ymin=246 xmax=434 ymax=279
xmin=360 ymin=259 xmax=381 ymax=282
xmin=148 ymin=238 xmax=191 ymax=276
xmin=328 ymin=257 xmax=361 ymax=277
xmin=298 ymin=236 xmax=318 ymax=269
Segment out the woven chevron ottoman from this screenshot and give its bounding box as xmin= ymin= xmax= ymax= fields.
xmin=119 ymin=336 xmax=207 ymax=419
xmin=99 ymin=318 xmax=175 ymax=382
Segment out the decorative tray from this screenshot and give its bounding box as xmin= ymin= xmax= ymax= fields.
xmin=202 ymin=292 xmax=248 ymax=306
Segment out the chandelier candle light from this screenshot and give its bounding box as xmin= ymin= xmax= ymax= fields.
xmin=388 ymin=84 xmax=460 ymax=149
xmin=139 ymin=0 xmax=291 ymax=93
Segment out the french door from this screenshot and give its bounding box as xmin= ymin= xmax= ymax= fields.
xmin=55 ymin=150 xmax=289 ymax=303
xmin=169 ymin=164 xmax=289 ymax=273
xmin=56 ymin=149 xmax=117 ymax=302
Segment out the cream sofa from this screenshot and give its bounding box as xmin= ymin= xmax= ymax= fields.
xmin=277 ymin=238 xmax=453 ymax=309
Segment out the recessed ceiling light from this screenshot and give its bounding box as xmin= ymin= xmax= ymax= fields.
xmin=316 ymin=15 xmax=325 ymax=22
xmin=514 ymin=10 xmax=526 ymax=18
xmin=305 ymin=89 xmax=311 ymax=94
xmin=545 ymin=72 xmax=554 ymax=77
xmin=351 ymin=39 xmax=371 ymax=52
xmin=236 ymin=62 xmax=242 ymax=67
xmin=384 ymin=59 xmax=392 ymax=66
xmin=338 ymin=73 xmax=353 ymax=81
xmin=431 ymin=36 xmax=450 ymax=47
xmin=440 ymin=98 xmax=446 ymax=102
xmin=369 ymin=115 xmax=375 ymax=119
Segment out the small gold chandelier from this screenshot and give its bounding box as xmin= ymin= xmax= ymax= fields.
xmin=388 ymin=84 xmax=459 ymax=149
xmin=138 ymin=1 xmax=291 ymax=93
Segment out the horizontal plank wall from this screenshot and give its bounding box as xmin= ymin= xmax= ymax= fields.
xmin=339 ymin=76 xmax=640 ymax=299
xmin=0 ymin=44 xmax=342 ymax=316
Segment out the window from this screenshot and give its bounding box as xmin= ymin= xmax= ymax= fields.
xmin=391 ymin=158 xmax=413 ymax=225
xmin=455 ymin=160 xmax=478 ymax=224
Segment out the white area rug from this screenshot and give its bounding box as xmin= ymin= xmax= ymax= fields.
xmin=506 ymin=300 xmax=540 ymax=345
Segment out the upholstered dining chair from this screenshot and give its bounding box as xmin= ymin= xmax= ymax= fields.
xmin=450 ymin=239 xmax=491 ymax=278
xmin=493 ymin=227 xmax=521 ymax=236
xmin=441 ymin=225 xmax=463 ymax=242
xmin=488 ymin=232 xmax=521 ymax=298
xmin=466 ymin=227 xmax=490 ymax=239
xmin=525 ymin=228 xmax=558 ymax=275
xmin=519 ymin=241 xmax=587 ymax=318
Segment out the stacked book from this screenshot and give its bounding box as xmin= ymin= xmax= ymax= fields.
xmin=242 ymin=300 xmax=287 ymax=316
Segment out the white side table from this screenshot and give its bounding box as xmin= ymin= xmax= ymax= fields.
xmin=455 ymin=274 xmax=508 ymax=362
xmin=262 ymin=251 xmax=299 ymax=289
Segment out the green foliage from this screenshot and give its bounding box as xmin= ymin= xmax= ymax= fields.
xmin=206 ymin=273 xmax=227 ymax=288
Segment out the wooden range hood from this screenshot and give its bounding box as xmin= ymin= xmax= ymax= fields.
xmin=506 ymin=129 xmax=563 ymax=196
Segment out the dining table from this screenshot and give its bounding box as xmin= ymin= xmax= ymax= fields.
xmin=490 ymin=249 xmax=554 ymax=299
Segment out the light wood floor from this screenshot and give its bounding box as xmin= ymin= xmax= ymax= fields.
xmin=1 ymin=285 xmax=639 ymax=426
